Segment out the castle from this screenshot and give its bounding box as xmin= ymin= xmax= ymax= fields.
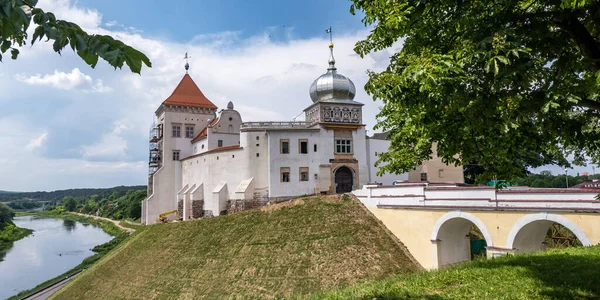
xmin=141 ymin=43 xmax=464 ymax=224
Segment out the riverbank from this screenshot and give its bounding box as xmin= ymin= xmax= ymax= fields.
xmin=0 ymin=222 xmax=33 ymax=261
xmin=7 ymin=212 xmax=130 ymax=300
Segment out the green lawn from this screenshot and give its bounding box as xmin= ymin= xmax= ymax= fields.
xmin=50 ymin=196 xmax=418 ymax=299
xmin=309 ymin=245 xmax=600 ymax=300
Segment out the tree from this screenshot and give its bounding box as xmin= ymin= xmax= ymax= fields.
xmin=0 ymin=203 xmax=14 ymax=224
xmin=63 ymin=196 xmax=76 ymax=212
xmin=0 ymin=0 xmax=151 ymax=73
xmin=351 ymin=0 xmax=600 ymax=182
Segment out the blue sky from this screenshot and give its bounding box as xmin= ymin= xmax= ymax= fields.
xmin=78 ymin=0 xmax=363 ymax=42
xmin=0 ymin=0 xmax=593 ymax=192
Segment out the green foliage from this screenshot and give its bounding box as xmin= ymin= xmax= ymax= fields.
xmin=4 ymin=200 xmax=41 ymax=210
xmin=63 ymin=196 xmax=76 ymax=212
xmin=513 ymin=170 xmax=599 ymax=188
xmin=0 ymin=202 xmax=14 ymax=224
xmin=0 ymin=221 xmax=31 ymax=242
xmin=351 ymin=0 xmax=600 ymax=182
xmin=310 ymin=245 xmax=600 ymax=299
xmin=0 ymin=0 xmax=151 ymax=73
xmin=0 ymin=185 xmax=145 ymax=202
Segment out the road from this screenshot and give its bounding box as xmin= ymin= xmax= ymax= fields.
xmin=22 ymin=272 xmax=81 ymax=300
xmin=71 ymin=213 xmax=135 ymax=233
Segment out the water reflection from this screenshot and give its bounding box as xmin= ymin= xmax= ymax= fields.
xmin=63 ymin=219 xmax=77 ymax=231
xmin=0 ymin=216 xmax=112 ymax=299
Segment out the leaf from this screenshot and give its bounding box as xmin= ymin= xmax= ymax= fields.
xmin=31 ymin=25 xmax=45 ymax=45
xmin=77 ymin=48 xmax=99 ymax=68
xmin=11 ymin=48 xmax=19 ymax=59
xmin=1 ymin=40 xmax=11 ymax=53
xmin=1 ymin=0 xmax=12 ymax=17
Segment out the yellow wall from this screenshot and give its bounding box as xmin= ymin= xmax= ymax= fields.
xmin=367 ymin=207 xmax=600 ymax=270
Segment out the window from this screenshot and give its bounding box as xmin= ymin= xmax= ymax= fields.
xmin=281 ymin=167 xmax=290 ymax=182
xmin=185 ymin=125 xmax=194 ymax=138
xmin=375 ymin=152 xmax=378 ymax=156
xmin=438 ymin=169 xmax=444 ymax=178
xmin=314 ymin=144 xmax=318 ymax=152
xmin=299 ymin=139 xmax=308 ymax=154
xmin=300 ymin=167 xmax=309 ymax=182
xmin=280 ymin=139 xmax=289 ymax=154
xmin=335 ymin=139 xmax=353 ymax=154
xmin=420 ymin=172 xmax=428 ymax=181
xmin=256 ymin=153 xmax=260 ymax=157
xmin=256 ymin=144 xmax=260 ymax=147
xmin=172 ymin=124 xmax=181 ymax=137
xmin=172 ymin=150 xmax=180 ymax=161
xmin=218 ymin=140 xmax=223 ymax=147
xmin=256 ymin=136 xmax=260 ymax=141
xmin=202 ymin=144 xmax=205 ymax=149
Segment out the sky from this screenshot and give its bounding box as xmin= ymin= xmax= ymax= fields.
xmin=0 ymin=0 xmax=593 ymax=192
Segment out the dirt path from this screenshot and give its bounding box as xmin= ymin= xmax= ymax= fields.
xmin=71 ymin=213 xmax=135 ymax=233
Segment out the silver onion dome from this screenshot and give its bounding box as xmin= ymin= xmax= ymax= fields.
xmin=309 ymin=43 xmax=356 ymax=103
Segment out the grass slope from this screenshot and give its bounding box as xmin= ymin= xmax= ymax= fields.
xmin=50 ymin=196 xmax=418 ymax=299
xmin=311 ymin=246 xmax=600 ymax=299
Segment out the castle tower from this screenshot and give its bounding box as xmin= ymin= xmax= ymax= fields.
xmin=142 ymin=67 xmax=218 ymax=224
xmin=304 ymin=38 xmax=367 ymax=194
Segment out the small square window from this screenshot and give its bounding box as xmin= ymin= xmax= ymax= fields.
xmin=218 ymin=140 xmax=223 ymax=147
xmin=256 ymin=143 xmax=260 ymax=147
xmin=300 ymin=167 xmax=309 ymax=182
xmin=256 ymin=153 xmax=260 ymax=157
xmin=172 ymin=150 xmax=180 ymax=161
xmin=420 ymin=172 xmax=428 ymax=181
xmin=314 ymin=144 xmax=317 ymax=152
xmin=256 ymin=136 xmax=259 ymax=141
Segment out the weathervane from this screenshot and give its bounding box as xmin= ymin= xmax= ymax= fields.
xmin=325 ymin=27 xmax=336 ymax=70
xmin=184 ymin=52 xmax=191 ymax=73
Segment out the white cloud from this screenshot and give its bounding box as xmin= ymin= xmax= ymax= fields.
xmin=81 ymin=122 xmax=130 ymax=160
xmin=25 ymin=132 xmax=48 ymax=152
xmin=0 ymin=0 xmax=395 ymax=191
xmin=15 ymin=68 xmax=112 ymax=92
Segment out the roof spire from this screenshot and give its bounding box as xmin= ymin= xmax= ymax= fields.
xmin=184 ymin=52 xmax=191 ymax=74
xmin=325 ymin=27 xmax=336 ymax=71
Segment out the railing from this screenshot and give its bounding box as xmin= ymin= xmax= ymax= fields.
xmin=241 ymin=121 xmax=308 ymax=129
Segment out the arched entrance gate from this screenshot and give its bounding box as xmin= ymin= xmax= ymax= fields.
xmin=334 ymin=166 xmax=353 ymax=193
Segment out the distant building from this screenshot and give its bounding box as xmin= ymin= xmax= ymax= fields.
xmin=571 ymin=181 xmax=600 ymax=189
xmin=141 ymin=42 xmax=463 ymax=224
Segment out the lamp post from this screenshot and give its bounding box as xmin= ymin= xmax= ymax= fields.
xmin=565 ymin=168 xmax=569 ymax=188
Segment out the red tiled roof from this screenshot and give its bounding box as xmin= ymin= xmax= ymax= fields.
xmin=571 ymin=182 xmax=600 ymax=189
xmin=190 ymin=118 xmax=219 ymax=143
xmin=162 ymin=74 xmax=217 ymax=109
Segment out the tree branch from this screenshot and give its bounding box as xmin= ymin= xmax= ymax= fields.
xmin=556 ymin=14 xmax=600 ymax=72
xmin=579 ymin=98 xmax=600 ymax=111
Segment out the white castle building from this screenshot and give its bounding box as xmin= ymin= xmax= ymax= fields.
xmin=141 ymin=43 xmax=464 ymax=224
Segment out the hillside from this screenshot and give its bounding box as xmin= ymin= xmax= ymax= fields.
xmin=0 ymin=185 xmax=146 ymax=202
xmin=50 ymin=195 xmax=418 ymax=299
xmin=310 ymin=245 xmax=600 ymax=299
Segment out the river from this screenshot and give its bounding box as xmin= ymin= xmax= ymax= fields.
xmin=0 ymin=216 xmax=113 ymax=299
